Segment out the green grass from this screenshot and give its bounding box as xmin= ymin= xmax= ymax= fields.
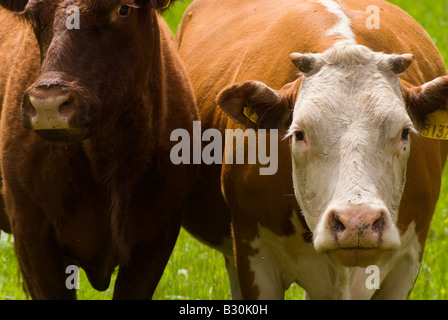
xmin=390 ymin=0 xmax=448 ymax=64
xmin=163 ymin=0 xmax=193 ymax=34
xmin=408 ymin=166 xmax=448 ymax=300
xmin=1 ymin=0 xmax=448 ymax=300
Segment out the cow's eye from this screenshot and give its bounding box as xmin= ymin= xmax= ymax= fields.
xmin=401 ymin=128 xmax=410 ymax=140
xmin=117 ymin=5 xmax=131 ymax=17
xmin=295 ymin=131 xmax=305 ymax=141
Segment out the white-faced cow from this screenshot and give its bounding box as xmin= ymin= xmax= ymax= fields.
xmin=178 ymin=0 xmax=448 ymax=299
xmin=0 ymin=0 xmax=198 ymax=299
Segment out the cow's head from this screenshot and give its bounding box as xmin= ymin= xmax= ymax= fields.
xmin=217 ymin=44 xmax=448 ymax=267
xmin=1 ymin=0 xmax=175 ymax=142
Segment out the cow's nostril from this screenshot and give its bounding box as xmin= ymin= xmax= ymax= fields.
xmin=58 ymin=98 xmax=74 ymax=118
xmin=371 ymin=216 xmax=385 ymax=234
xmin=330 ymin=211 xmax=346 ymax=234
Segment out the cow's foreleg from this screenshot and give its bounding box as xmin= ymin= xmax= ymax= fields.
xmin=9 ymin=204 xmax=75 ymax=299
xmin=233 ymin=229 xmax=285 ymax=300
xmin=112 ymin=212 xmax=181 ymax=300
xmin=225 ymin=255 xmax=243 ymax=300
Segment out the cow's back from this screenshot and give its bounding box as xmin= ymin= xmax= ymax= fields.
xmin=178 ymin=0 xmax=446 ymax=116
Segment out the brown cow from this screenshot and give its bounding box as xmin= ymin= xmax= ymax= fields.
xmin=178 ymin=0 xmax=448 ymax=299
xmin=0 ymin=0 xmax=198 ymax=299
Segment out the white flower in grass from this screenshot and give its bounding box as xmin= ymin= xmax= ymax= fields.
xmin=177 ymin=268 xmax=189 ymax=280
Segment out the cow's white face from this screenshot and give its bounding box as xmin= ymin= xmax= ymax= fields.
xmin=217 ymin=42 xmax=448 ymax=267
xmin=288 ymin=44 xmax=414 ymax=267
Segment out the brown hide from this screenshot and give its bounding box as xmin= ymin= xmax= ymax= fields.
xmin=178 ymin=0 xmax=448 ymax=299
xmin=0 ymin=1 xmax=198 ymax=299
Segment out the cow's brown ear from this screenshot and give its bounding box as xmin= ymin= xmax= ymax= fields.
xmin=402 ymin=76 xmax=448 ymax=130
xmin=217 ymin=80 xmax=299 ymax=129
xmin=0 ymin=0 xmax=28 ymax=12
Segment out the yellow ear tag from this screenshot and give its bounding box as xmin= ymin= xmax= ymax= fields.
xmin=420 ymin=110 xmax=448 ymax=140
xmin=243 ymin=106 xmax=259 ymax=124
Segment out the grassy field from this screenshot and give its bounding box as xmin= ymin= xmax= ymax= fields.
xmin=1 ymin=0 xmax=448 ymax=300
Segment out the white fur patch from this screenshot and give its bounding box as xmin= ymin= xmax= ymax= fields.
xmin=247 ymin=211 xmax=340 ymax=299
xmin=247 ymin=211 xmax=421 ymax=299
xmin=315 ymin=0 xmax=357 ymax=45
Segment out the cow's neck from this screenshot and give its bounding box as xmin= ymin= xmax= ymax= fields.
xmin=82 ymin=16 xmax=166 ymax=262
